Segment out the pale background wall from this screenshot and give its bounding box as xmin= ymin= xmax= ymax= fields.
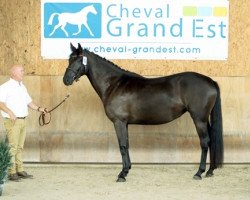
xmin=0 ymin=0 xmax=249 ymax=163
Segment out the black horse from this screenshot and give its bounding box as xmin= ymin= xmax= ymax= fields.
xmin=63 ymin=43 xmax=223 ymax=182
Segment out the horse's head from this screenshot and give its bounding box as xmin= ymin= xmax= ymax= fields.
xmin=88 ymin=5 xmax=97 ymax=15
xmin=63 ymin=43 xmax=88 ymax=86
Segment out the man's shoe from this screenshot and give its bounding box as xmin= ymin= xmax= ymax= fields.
xmin=9 ymin=173 xmax=21 ymax=182
xmin=17 ymin=171 xmax=33 ymax=179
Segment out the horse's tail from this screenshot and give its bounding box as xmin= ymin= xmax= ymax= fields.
xmin=210 ymin=81 xmax=224 ymax=168
xmin=48 ymin=13 xmax=59 ymax=25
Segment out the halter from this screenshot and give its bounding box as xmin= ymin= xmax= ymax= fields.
xmin=67 ymin=55 xmax=88 ymax=81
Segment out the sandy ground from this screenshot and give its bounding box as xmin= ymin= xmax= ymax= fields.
xmin=1 ymin=164 xmax=250 ymax=200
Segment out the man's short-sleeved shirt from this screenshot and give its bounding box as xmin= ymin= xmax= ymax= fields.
xmin=0 ymin=78 xmax=32 ymax=118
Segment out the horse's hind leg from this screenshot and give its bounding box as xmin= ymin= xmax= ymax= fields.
xmin=49 ymin=23 xmax=62 ymax=36
xmin=114 ymin=120 xmax=131 ymax=182
xmin=206 ymin=122 xmax=216 ymax=178
xmin=193 ymin=119 xmax=210 ymax=180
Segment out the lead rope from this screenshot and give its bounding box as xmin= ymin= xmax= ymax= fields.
xmin=39 ymin=94 xmax=70 ymax=126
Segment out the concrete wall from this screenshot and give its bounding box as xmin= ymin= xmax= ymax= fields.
xmin=0 ymin=0 xmax=249 ymax=163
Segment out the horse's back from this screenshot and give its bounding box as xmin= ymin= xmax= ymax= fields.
xmin=118 ymin=71 xmax=216 ymax=99
xmin=145 ymin=71 xmax=218 ymax=118
xmin=105 ymin=72 xmax=217 ymax=124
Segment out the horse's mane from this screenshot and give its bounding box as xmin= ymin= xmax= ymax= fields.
xmin=84 ymin=49 xmax=143 ymax=78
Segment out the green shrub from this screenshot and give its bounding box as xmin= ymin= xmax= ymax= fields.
xmin=0 ymin=141 xmax=12 ymax=184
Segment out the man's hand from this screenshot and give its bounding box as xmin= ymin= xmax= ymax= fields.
xmin=0 ymin=102 xmax=16 ymax=122
xmin=38 ymin=107 xmax=48 ymax=113
xmin=8 ymin=110 xmax=16 ymax=122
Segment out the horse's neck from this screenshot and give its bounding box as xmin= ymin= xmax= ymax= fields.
xmin=81 ymin=7 xmax=92 ymax=16
xmin=86 ymin=60 xmax=121 ymax=101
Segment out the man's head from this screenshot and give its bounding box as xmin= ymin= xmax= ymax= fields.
xmin=10 ymin=65 xmax=24 ymax=82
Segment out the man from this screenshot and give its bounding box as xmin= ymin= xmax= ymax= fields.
xmin=0 ymin=65 xmax=46 ymax=182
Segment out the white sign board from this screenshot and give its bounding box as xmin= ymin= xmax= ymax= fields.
xmin=41 ymin=0 xmax=229 ymax=60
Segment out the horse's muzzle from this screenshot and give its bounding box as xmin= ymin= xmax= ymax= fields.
xmin=63 ymin=76 xmax=73 ymax=86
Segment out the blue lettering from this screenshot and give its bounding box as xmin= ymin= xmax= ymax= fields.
xmin=127 ymin=23 xmax=134 ymax=37
xmin=193 ymin=19 xmax=204 ymax=38
xmin=144 ymin=8 xmax=152 ymax=17
xmin=132 ymin=8 xmax=140 ymax=18
xmin=120 ymin=4 xmax=129 ymax=18
xmin=219 ymin=21 xmax=226 ymax=38
xmin=170 ymin=18 xmax=182 ymax=37
xmin=107 ymin=4 xmax=170 ymax=19
xmin=155 ymin=8 xmax=163 ymax=18
xmin=99 ymin=46 xmax=105 ymax=53
xmin=107 ymin=4 xmax=117 ymax=18
xmin=118 ymin=46 xmax=126 ymax=52
xmin=166 ymin=4 xmax=170 ymax=18
xmin=138 ymin=23 xmax=148 ymax=37
xmin=106 ymin=47 xmax=112 ymax=52
xmin=154 ymin=23 xmax=165 ymax=37
xmin=107 ymin=18 xmax=122 ymax=36
xmin=207 ymin=24 xmax=216 ymax=38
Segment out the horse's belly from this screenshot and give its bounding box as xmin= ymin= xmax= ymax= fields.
xmin=128 ymin=103 xmax=185 ymax=124
xmin=107 ymin=94 xmax=186 ymax=125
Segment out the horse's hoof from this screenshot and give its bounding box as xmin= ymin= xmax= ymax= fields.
xmin=205 ymin=172 xmax=214 ymax=178
xmin=193 ymin=175 xmax=202 ymax=180
xmin=116 ymin=177 xmax=126 ymax=182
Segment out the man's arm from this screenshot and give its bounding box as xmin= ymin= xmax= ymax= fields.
xmin=0 ymin=101 xmax=16 ymax=120
xmin=28 ymin=101 xmax=46 ymax=112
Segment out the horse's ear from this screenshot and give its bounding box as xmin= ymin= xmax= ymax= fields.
xmin=78 ymin=43 xmax=83 ymax=52
xmin=70 ymin=43 xmax=77 ymax=52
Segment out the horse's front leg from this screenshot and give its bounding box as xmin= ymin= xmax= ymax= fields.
xmin=83 ymin=22 xmax=94 ymax=37
xmin=72 ymin=24 xmax=82 ymax=36
xmin=114 ymin=120 xmax=131 ymax=182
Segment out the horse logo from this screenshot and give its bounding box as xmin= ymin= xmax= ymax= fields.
xmin=47 ymin=4 xmax=98 ymax=37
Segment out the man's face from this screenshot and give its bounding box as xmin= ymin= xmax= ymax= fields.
xmin=12 ymin=66 xmax=24 ymax=82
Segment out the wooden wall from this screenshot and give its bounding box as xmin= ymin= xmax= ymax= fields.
xmin=0 ymin=0 xmax=249 ymax=163
xmin=0 ymin=0 xmax=249 ymax=76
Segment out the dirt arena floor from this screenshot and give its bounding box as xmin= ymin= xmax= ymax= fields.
xmin=2 ymin=164 xmax=250 ymax=200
